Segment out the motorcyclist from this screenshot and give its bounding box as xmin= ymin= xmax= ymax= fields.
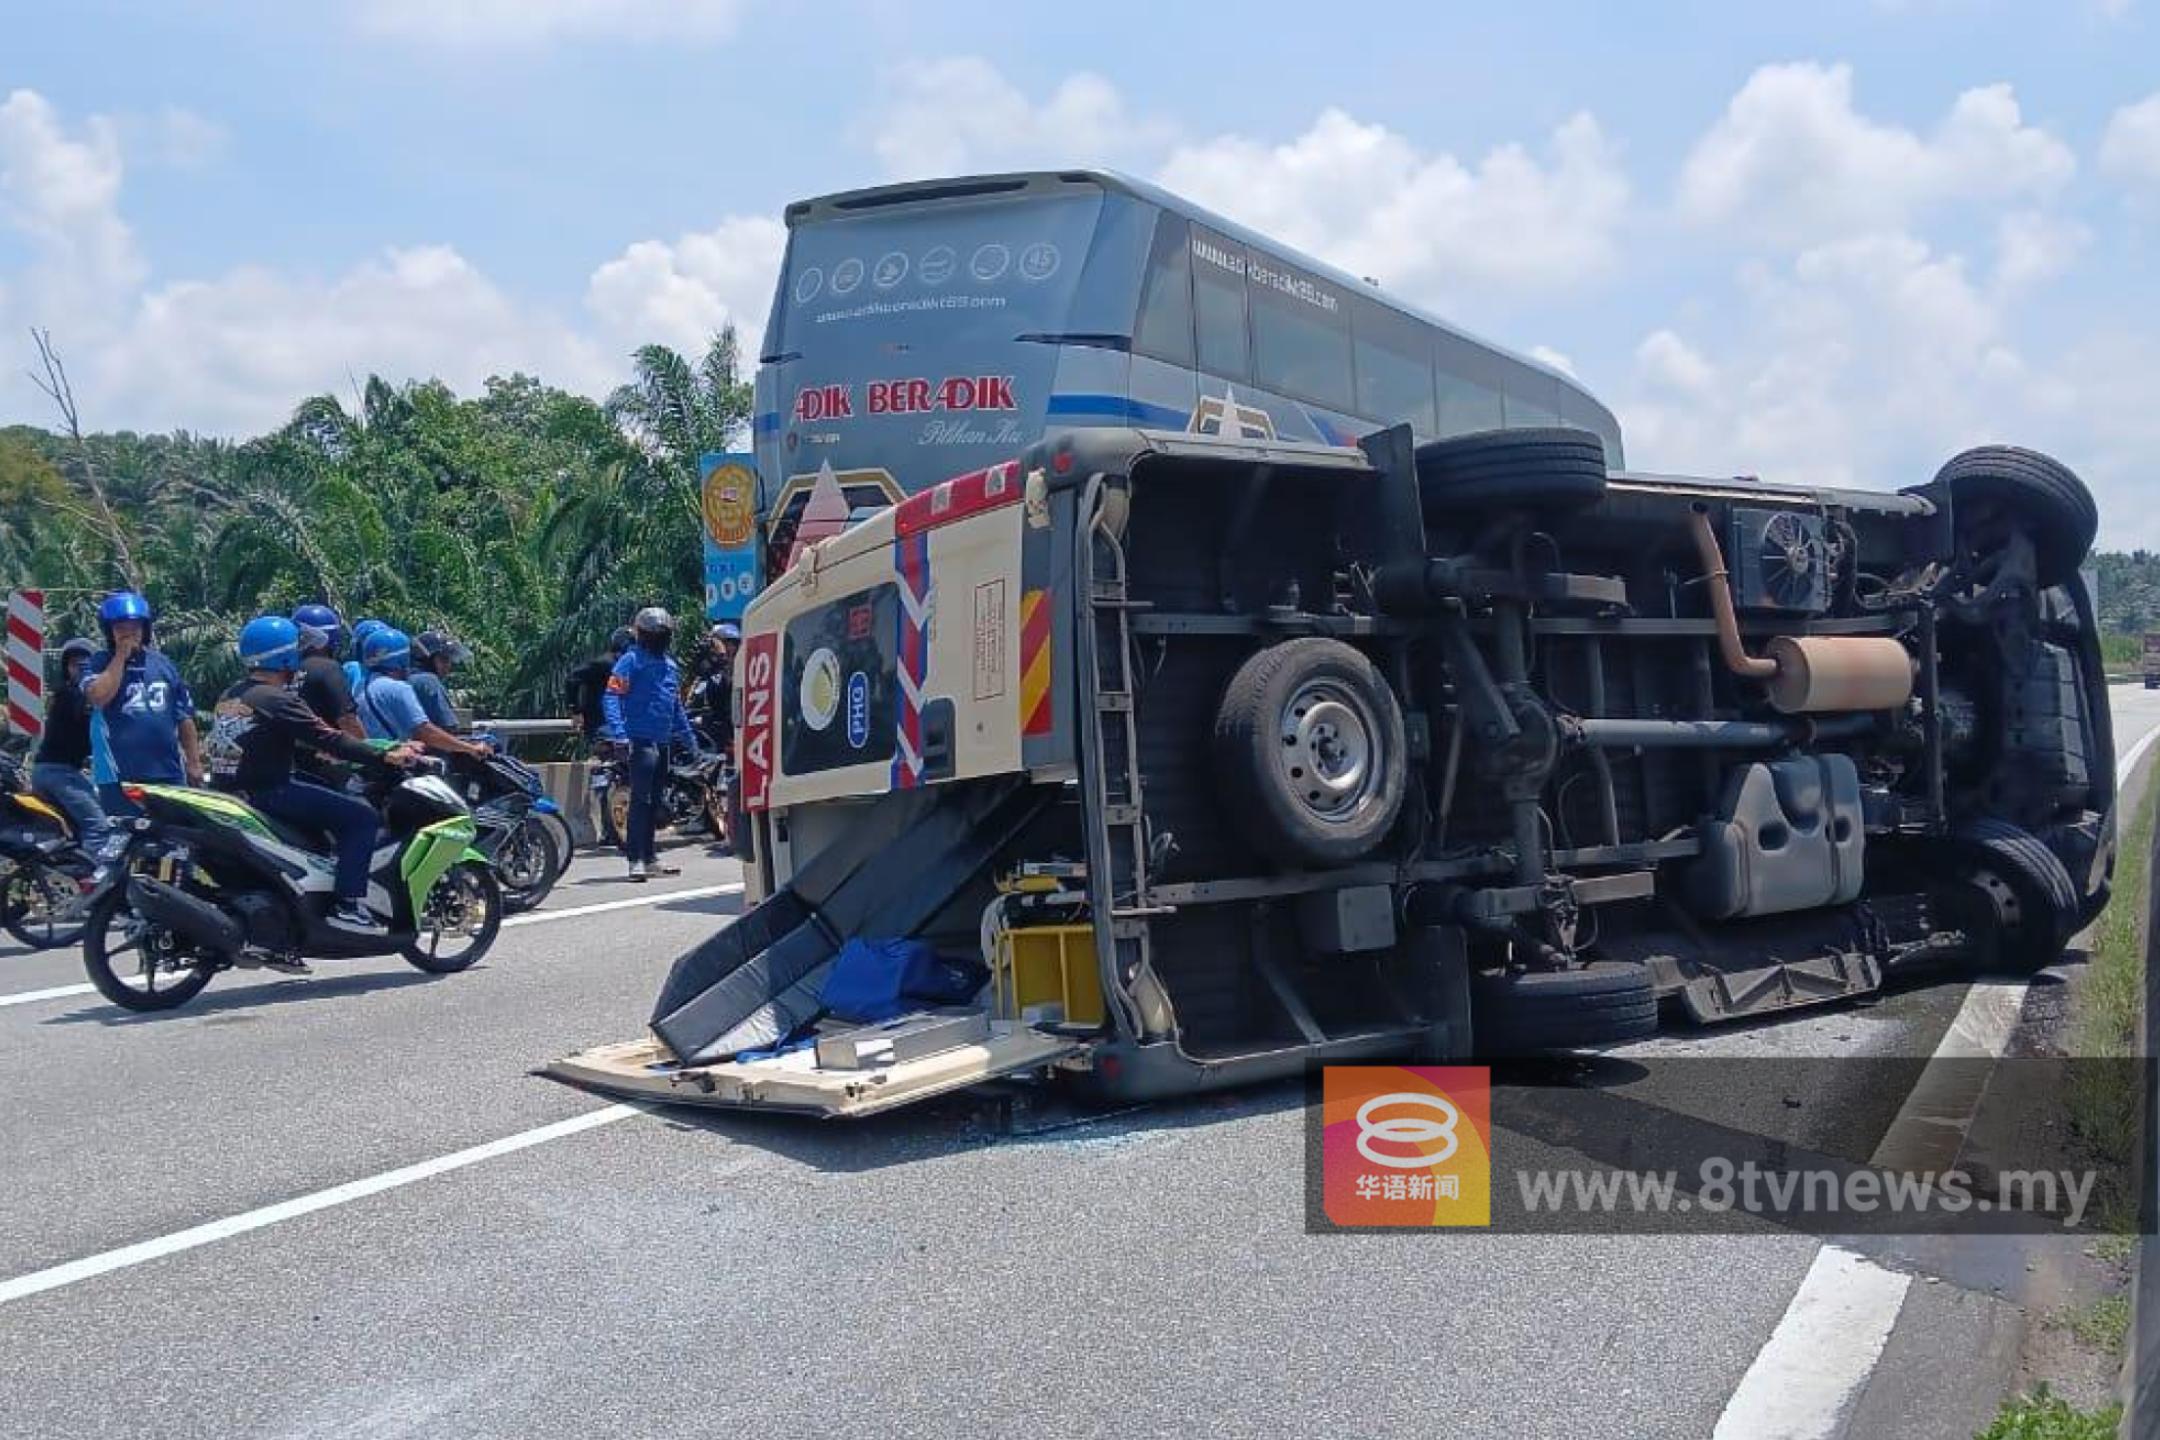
xmin=206 ymin=616 xmax=417 ymax=939
xmin=567 ymin=627 xmax=634 ymax=743
xmin=690 ymin=622 xmax=739 ymax=758
xmin=343 ymin=618 xmax=388 ymax=693
xmin=408 ymin=630 xmax=471 ymax=733
xmin=353 ymin=628 xmax=492 ymax=760
xmin=291 ymin=605 xmax=364 ymax=778
xmin=31 ymin=637 xmax=116 ymax=866
xmin=82 ymin=591 xmax=203 ymax=813
xmin=602 ymin=606 xmax=700 ymax=882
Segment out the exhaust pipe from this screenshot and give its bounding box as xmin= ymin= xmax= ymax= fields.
xmin=127 ymin=876 xmax=244 ymax=956
xmin=1688 ymin=506 xmax=1914 ymax=714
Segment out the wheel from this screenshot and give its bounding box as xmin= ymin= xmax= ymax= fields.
xmin=1952 ymin=817 xmax=2079 ymax=969
xmin=600 ymin=784 xmax=631 ymax=851
xmin=493 ymin=816 xmax=562 ymax=914
xmin=1213 ymin=638 xmax=1408 ymax=869
xmin=401 ymin=861 xmax=501 ymax=974
xmin=701 ymin=788 xmax=731 ymax=850
xmin=1472 ymin=961 xmax=1659 ymax=1055
xmin=81 ymin=884 xmax=215 ymax=1012
xmin=538 ymin=811 xmax=577 ymax=883
xmin=1928 ymin=446 xmax=2097 ymax=588
xmin=2 ymin=862 xmax=87 ymax=951
xmin=1414 ymin=427 xmax=1609 ymax=516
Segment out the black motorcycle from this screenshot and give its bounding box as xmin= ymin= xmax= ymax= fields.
xmin=591 ymin=736 xmax=730 ymax=853
xmin=445 ymin=739 xmax=574 ymax=913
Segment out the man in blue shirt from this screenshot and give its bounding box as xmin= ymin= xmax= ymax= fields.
xmin=353 ymin=628 xmax=491 ymax=761
xmin=408 ymin=630 xmax=471 ymax=733
xmin=603 ymin=606 xmax=700 ymax=882
xmin=82 ymin=591 xmax=202 ymax=811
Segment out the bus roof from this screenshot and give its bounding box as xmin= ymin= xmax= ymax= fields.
xmin=783 ymin=168 xmax=1597 ymax=406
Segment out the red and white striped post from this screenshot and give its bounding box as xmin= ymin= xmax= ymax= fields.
xmin=5 ymin=589 xmax=45 ymax=742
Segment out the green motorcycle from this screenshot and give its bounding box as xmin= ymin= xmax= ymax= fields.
xmin=81 ymin=760 xmax=501 ymax=1012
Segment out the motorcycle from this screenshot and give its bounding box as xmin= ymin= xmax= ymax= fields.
xmin=0 ymin=753 xmax=106 ymax=951
xmin=80 ymin=757 xmax=501 ymax=1012
xmin=445 ymin=738 xmax=574 ymax=913
xmin=590 ymin=734 xmax=731 ymax=853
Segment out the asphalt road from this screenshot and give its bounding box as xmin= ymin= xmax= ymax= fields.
xmin=1 ymin=690 xmax=2156 ymax=1440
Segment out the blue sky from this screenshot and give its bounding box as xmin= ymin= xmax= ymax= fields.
xmin=3 ymin=0 xmax=2157 ymax=542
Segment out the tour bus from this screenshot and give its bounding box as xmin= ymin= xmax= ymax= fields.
xmin=751 ymin=169 xmax=1623 ymax=572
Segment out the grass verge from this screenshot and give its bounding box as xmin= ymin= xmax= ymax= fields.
xmin=1977 ymin=1384 xmax=2123 ymax=1439
xmin=2066 ymin=773 xmax=2157 ymax=1174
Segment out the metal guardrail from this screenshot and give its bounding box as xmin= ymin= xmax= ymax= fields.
xmin=470 ymin=718 xmax=579 ymax=737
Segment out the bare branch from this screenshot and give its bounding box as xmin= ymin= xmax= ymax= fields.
xmin=26 ymin=328 xmax=138 ymax=588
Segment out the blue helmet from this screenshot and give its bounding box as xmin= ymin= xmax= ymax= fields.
xmin=363 ymin=626 xmax=411 ymax=672
xmin=97 ymin=591 xmax=154 ymax=645
xmin=238 ymin=615 xmax=302 ymax=673
xmin=350 ymin=617 xmax=387 ymax=660
xmin=292 ymin=603 xmax=342 ymax=654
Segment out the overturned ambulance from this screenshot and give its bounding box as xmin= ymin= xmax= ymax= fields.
xmin=554 ymin=424 xmax=2113 ymax=1116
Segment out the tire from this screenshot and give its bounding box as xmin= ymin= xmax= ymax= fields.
xmin=401 ymin=861 xmax=502 ymax=974
xmin=1472 ymin=961 xmax=1659 ymax=1055
xmin=1929 ymin=446 xmax=2097 ymax=588
xmin=3 ymin=862 xmax=87 ymax=951
xmin=1212 ymin=638 xmax=1408 ymax=869
xmin=81 ymin=884 xmax=215 ymax=1012
xmin=600 ymin=784 xmax=631 ymax=851
xmin=539 ymin=812 xmax=577 ymax=883
xmin=493 ymin=816 xmax=561 ymax=914
xmin=1954 ymin=817 xmax=2080 ymax=969
xmin=1415 ymin=427 xmax=1609 ymax=516
xmin=701 ymin=789 xmax=731 ymax=851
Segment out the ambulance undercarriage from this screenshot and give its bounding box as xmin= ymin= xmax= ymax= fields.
xmin=554 ymin=425 xmax=2113 ymax=1117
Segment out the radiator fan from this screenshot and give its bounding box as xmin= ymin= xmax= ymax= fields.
xmin=1732 ymin=508 xmax=1831 ymax=612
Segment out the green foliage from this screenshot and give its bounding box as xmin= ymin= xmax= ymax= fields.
xmin=0 ymin=333 xmax=752 ymax=717
xmin=1975 ymin=1384 xmax=2121 ymax=1439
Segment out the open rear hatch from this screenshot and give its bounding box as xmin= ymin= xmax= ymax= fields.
xmin=547 ymin=1023 xmax=1080 ymax=1119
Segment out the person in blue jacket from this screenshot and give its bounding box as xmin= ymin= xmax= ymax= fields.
xmin=602 ymin=606 xmax=700 ymax=882
xmin=81 ymin=591 xmax=203 ymax=812
xmin=343 ymin=618 xmax=387 ymax=693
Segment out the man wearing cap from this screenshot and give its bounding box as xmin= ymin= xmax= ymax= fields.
xmin=31 ymin=637 xmax=117 ymax=862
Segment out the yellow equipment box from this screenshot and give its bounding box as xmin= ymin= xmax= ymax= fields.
xmin=992 ymin=924 xmax=1104 ymax=1028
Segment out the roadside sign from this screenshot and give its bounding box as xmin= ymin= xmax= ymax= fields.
xmin=700 ymin=453 xmax=762 ymax=622
xmin=5 ymin=588 xmax=44 ymax=740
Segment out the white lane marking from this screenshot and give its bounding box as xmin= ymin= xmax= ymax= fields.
xmin=1712 ymin=1245 xmax=1912 ymax=1440
xmin=1721 ymin=704 xmax=2160 ymax=1430
xmin=0 ymin=880 xmax=745 ymax=1009
xmin=0 ymin=1103 xmax=640 ymax=1307
xmin=503 ymin=881 xmax=741 ymax=929
xmin=1867 ymin=981 xmax=2026 ymax=1173
xmin=0 ymin=982 xmax=96 ymax=1008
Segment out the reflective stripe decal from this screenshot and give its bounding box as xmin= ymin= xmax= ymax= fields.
xmin=1020 ymin=588 xmax=1052 ymax=737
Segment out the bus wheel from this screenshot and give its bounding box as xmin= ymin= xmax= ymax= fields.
xmin=1924 ymin=446 xmax=2097 ymax=589
xmin=1212 ymin=638 xmax=1407 ymax=869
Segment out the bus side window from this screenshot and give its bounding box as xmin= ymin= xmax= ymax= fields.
xmin=1435 ymin=333 xmax=1504 ymax=435
xmin=1352 ymin=298 xmax=1437 ymax=436
xmin=1250 ymin=261 xmax=1352 ymax=411
xmin=1134 ymin=215 xmax=1195 ymax=368
xmin=1504 ymin=372 xmax=1562 ymax=428
xmin=1191 ymin=227 xmax=1250 ymax=382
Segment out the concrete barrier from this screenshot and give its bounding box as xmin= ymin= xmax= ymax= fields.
xmin=534 ymin=761 xmax=598 ymax=847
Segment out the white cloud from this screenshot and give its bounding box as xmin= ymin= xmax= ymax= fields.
xmin=357 ymin=0 xmax=750 ymax=48
xmin=584 ymin=214 xmax=788 ymax=360
xmin=1677 ymin=63 xmax=2073 ymax=246
xmin=2099 ymin=91 xmax=2160 ymax=190
xmin=1991 ymin=210 xmax=2089 ymax=294
xmin=1158 ymin=108 xmax=1630 ymax=302
xmin=1530 ymin=346 xmax=1577 ymax=377
xmin=863 ymin=57 xmax=1175 ymax=178
xmin=0 ymin=89 xmax=144 ymax=321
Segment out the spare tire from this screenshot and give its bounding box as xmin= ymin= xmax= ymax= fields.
xmin=1927 ymin=446 xmax=2097 ymax=588
xmin=1953 ymin=817 xmax=2080 ymax=969
xmin=1472 ymin=961 xmax=1659 ymax=1055
xmin=1212 ymin=638 xmax=1407 ymax=869
xmin=1415 ymin=427 xmax=1609 ymax=516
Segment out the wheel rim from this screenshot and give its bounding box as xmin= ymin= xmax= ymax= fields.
xmin=500 ymin=824 xmax=547 ymax=891
xmin=94 ymin=900 xmax=199 ymax=996
xmin=6 ymin=867 xmax=84 ymax=947
xmin=415 ymin=868 xmax=493 ymax=965
xmin=606 ymin=788 xmax=632 ymax=844
xmin=1276 ymin=680 xmax=1381 ymax=822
